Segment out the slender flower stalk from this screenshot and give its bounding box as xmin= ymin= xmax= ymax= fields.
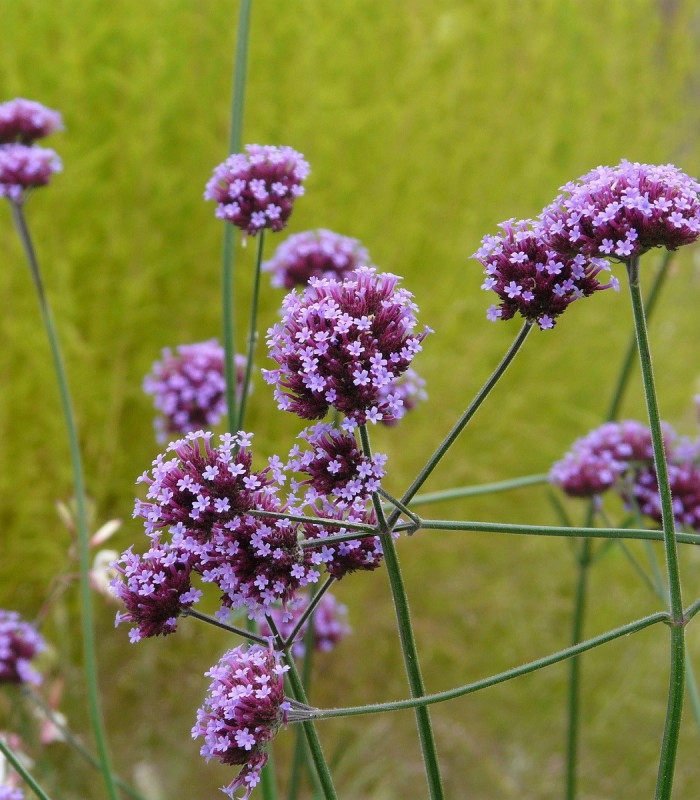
xmin=9 ymin=202 xmax=118 ymax=800
xmin=237 ymin=231 xmax=265 ymax=430
xmin=389 ymin=322 xmax=533 ymax=528
xmin=625 ymin=255 xmax=685 ymax=800
xmin=409 ymin=473 xmax=549 ymax=506
xmin=0 ymin=735 xmax=53 ymax=800
xmin=184 ymin=608 xmax=269 ymax=645
xmin=307 ymin=611 xmax=670 ymax=720
xmin=359 ymin=424 xmax=445 ymax=800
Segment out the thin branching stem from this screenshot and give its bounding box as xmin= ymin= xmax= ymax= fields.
xmin=237 ymin=231 xmax=265 ymax=429
xmin=0 ymin=733 xmax=53 ymax=800
xmin=184 ymin=607 xmax=269 ymax=645
xmin=409 ymin=473 xmax=549 ymax=507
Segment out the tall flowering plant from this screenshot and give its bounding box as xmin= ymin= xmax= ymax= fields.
xmin=5 ymin=8 xmax=700 ymax=800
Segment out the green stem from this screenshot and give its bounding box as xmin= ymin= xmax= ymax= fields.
xmin=24 ymin=689 xmax=148 ymax=800
xmin=359 ymin=425 xmax=445 ymax=800
xmin=308 ymin=611 xmax=670 ymax=720
xmin=236 ymin=231 xmax=265 ymax=430
xmin=222 ymin=0 xmax=253 ymax=433
xmin=0 ymin=734 xmax=54 ymax=800
xmin=389 ymin=322 xmax=532 ymax=528
xmin=249 ymin=507 xmax=377 ymax=533
xmin=409 ymin=474 xmax=549 ymax=507
xmin=626 ymin=255 xmax=684 ymax=800
xmin=607 ymin=251 xmax=672 ymax=421
xmin=184 ymin=607 xmax=269 ymax=645
xmin=284 ymin=577 xmax=334 ymax=651
xmin=10 ymin=202 xmax=118 ymax=800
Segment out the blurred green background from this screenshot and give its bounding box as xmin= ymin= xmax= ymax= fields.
xmin=3 ymin=0 xmax=700 ymax=797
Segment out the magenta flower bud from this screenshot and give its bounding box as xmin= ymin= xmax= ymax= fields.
xmin=0 ymin=610 xmax=46 ymax=686
xmin=263 ymin=229 xmax=373 ymax=289
xmin=205 ymin=144 xmax=309 ymax=237
xmin=193 ymin=644 xmax=290 ymax=799
xmin=0 ymin=98 xmax=63 ymax=145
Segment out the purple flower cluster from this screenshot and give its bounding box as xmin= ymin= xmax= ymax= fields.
xmin=551 ymin=420 xmax=700 ymax=532
xmin=473 ymin=218 xmax=616 ymax=330
xmin=0 ymin=610 xmax=46 ymax=686
xmin=0 ymin=143 xmax=62 ymax=202
xmin=378 ymin=367 xmax=427 ymax=426
xmin=264 ymin=267 xmax=430 ymax=425
xmin=0 ymin=785 xmax=24 ymax=800
xmin=0 ymin=98 xmax=62 ymax=202
xmin=286 ymin=423 xmax=387 ymax=502
xmin=541 ymin=160 xmax=700 ymax=261
xmin=192 ymin=644 xmax=290 ymax=799
xmin=122 ymin=431 xmax=322 ymax=625
xmin=143 ymin=340 xmax=245 ymax=442
xmin=111 ymin=538 xmax=202 ymax=643
xmin=550 ymin=420 xmax=660 ymax=497
xmin=259 ymin=591 xmax=350 ymax=658
xmin=205 ymin=145 xmax=309 ymax=237
xmin=0 ymin=98 xmax=63 ymax=145
xmin=263 ymin=229 xmax=373 ymax=289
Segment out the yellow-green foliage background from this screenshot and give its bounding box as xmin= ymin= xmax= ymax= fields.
xmin=3 ymin=1 xmax=700 ymax=797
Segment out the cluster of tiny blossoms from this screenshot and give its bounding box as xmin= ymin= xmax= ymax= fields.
xmin=192 ymin=645 xmax=290 ymax=800
xmin=472 ymin=218 xmax=616 ymax=330
xmin=474 ymin=160 xmax=700 ymax=327
xmin=540 ymin=160 xmax=700 ymax=261
xmin=263 ymin=228 xmax=373 ymax=290
xmin=259 ymin=591 xmax=350 ymax=658
xmin=143 ymin=340 xmax=245 ymax=442
xmin=0 ymin=610 xmax=46 ymax=686
xmin=0 ymin=99 xmax=62 ymax=202
xmin=264 ymin=267 xmax=430 ymax=425
xmin=551 ymin=420 xmax=700 ymax=531
xmin=205 ymin=145 xmax=309 ymax=237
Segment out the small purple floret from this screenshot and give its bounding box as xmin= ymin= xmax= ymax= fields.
xmin=205 ymin=145 xmax=309 ymax=236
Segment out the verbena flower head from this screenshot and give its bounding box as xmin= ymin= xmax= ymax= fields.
xmin=632 ymin=456 xmax=700 ymax=532
xmin=550 ymin=420 xmax=661 ymax=497
xmin=259 ymin=591 xmax=350 ymax=658
xmin=264 ymin=267 xmax=430 ymax=424
xmin=378 ymin=367 xmax=427 ymax=427
xmin=263 ymin=229 xmax=373 ymax=289
xmin=205 ymin=144 xmax=309 ymax=237
xmin=143 ymin=340 xmax=245 ymax=442
xmin=286 ymin=423 xmax=387 ymax=502
xmin=540 ymin=160 xmax=700 ymax=260
xmin=111 ymin=538 xmax=202 ymax=643
xmin=0 ymin=144 xmax=62 ymax=202
xmin=192 ymin=644 xmax=290 ymax=800
xmin=0 ymin=611 xmax=46 ymax=686
xmin=472 ymin=218 xmax=616 ymax=330
xmin=302 ymin=501 xmax=383 ymax=579
xmin=0 ymin=98 xmax=63 ymax=145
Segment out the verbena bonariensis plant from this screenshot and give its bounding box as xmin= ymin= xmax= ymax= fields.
xmin=5 ymin=8 xmax=700 ymax=800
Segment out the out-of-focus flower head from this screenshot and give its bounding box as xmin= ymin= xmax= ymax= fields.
xmin=259 ymin=590 xmax=350 ymax=658
xmin=550 ymin=420 xmax=666 ymax=497
xmin=632 ymin=457 xmax=700 ymax=532
xmin=540 ymin=160 xmax=700 ymax=261
xmin=263 ymin=229 xmax=373 ymax=289
xmin=0 ymin=98 xmax=63 ymax=145
xmin=111 ymin=538 xmax=202 ymax=643
xmin=0 ymin=611 xmax=46 ymax=686
xmin=473 ymin=218 xmax=616 ymax=330
xmin=204 ymin=144 xmax=309 ymax=237
xmin=0 ymin=144 xmax=61 ymax=202
xmin=264 ymin=267 xmax=430 ymax=425
xmin=143 ymin=340 xmax=246 ymax=442
xmin=192 ymin=644 xmax=290 ymax=799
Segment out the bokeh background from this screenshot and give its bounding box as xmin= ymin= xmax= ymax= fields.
xmin=3 ymin=0 xmax=700 ymax=797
